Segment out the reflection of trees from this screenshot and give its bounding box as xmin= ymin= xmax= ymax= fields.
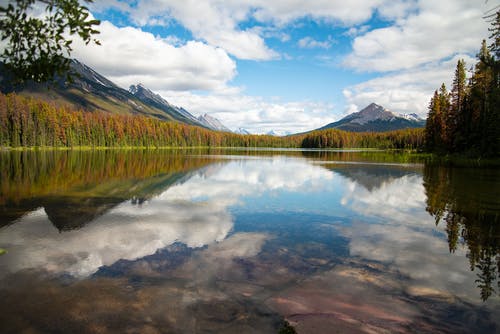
xmin=423 ymin=165 xmax=499 ymax=301
xmin=0 ymin=150 xmax=219 ymax=230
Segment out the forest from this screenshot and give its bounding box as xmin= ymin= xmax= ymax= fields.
xmin=0 ymin=93 xmax=424 ymax=150
xmin=425 ymin=11 xmax=500 ymax=157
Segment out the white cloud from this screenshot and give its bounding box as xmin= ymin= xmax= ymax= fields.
xmin=344 ymin=25 xmax=370 ymax=38
xmin=344 ymin=0 xmax=490 ymax=72
xmin=160 ymin=91 xmax=336 ymax=133
xmin=249 ymin=0 xmax=384 ymax=26
xmin=71 ymin=21 xmax=236 ymax=92
xmin=298 ymin=36 xmax=333 ymax=49
xmin=376 ymin=0 xmax=418 ymax=21
xmin=92 ymin=0 xmax=389 ymax=61
xmin=343 ymin=54 xmax=476 ymax=116
xmin=111 ymin=0 xmax=278 ymax=60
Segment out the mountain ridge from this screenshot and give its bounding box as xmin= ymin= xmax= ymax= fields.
xmin=318 ymin=103 xmax=425 ymax=132
xmin=0 ymin=59 xmax=230 ymax=131
xmin=197 ymin=113 xmax=231 ymax=132
xmin=128 ymin=83 xmax=201 ymax=126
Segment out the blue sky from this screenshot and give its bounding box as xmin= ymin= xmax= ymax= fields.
xmin=70 ymin=0 xmax=497 ymax=134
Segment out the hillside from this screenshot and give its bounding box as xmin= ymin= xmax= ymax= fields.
xmin=0 ymin=60 xmax=228 ymax=130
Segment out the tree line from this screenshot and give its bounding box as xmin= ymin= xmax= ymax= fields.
xmin=425 ymin=11 xmax=500 ymax=157
xmin=0 ymin=93 xmax=425 ymax=150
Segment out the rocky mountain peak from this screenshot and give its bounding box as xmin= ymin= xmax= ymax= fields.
xmin=317 ymin=102 xmax=425 ymax=132
xmin=197 ymin=113 xmax=231 ymax=132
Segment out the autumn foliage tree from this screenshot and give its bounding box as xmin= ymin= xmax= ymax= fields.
xmin=0 ymin=93 xmax=425 ymax=150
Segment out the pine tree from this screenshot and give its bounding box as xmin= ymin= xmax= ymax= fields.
xmin=450 ymin=59 xmax=467 ymax=151
xmin=489 ymin=10 xmax=500 ymax=60
xmin=438 ymin=83 xmax=450 ymax=151
xmin=425 ymin=90 xmax=439 ymax=151
xmin=470 ymin=41 xmax=495 ymax=154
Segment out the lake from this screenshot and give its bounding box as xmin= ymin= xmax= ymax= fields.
xmin=0 ymin=149 xmax=499 ymax=333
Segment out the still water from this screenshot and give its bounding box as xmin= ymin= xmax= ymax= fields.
xmin=0 ymin=149 xmax=499 ymax=333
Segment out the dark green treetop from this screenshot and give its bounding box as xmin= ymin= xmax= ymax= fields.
xmin=0 ymin=0 xmax=100 ymax=83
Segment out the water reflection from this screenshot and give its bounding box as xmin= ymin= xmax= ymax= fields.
xmin=0 ymin=150 xmax=499 ymax=333
xmin=424 ymin=165 xmax=500 ymax=301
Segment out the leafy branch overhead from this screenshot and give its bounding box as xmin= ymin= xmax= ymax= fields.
xmin=0 ymin=0 xmax=100 ymax=83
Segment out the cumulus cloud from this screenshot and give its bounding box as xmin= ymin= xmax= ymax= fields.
xmin=93 ymin=0 xmax=387 ymax=60
xmin=343 ymin=54 xmax=476 ymax=116
xmin=71 ymin=21 xmax=236 ymax=92
xmin=160 ymin=91 xmax=335 ymax=133
xmin=344 ymin=0 xmax=489 ymax=72
xmin=340 ymin=0 xmax=492 ymax=115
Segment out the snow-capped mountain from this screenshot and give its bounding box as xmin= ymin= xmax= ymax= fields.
xmin=400 ymin=113 xmax=424 ymax=122
xmin=317 ymin=103 xmax=425 ymax=132
xmin=197 ymin=113 xmax=231 ymax=132
xmin=235 ymin=128 xmax=252 ymax=135
xmin=266 ymin=130 xmax=292 ymax=136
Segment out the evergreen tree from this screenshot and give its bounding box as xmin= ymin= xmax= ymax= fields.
xmin=425 ymin=90 xmax=440 ymax=151
xmin=437 ymin=83 xmax=450 ymax=151
xmin=424 ymin=10 xmax=500 ymax=157
xmin=489 ymin=10 xmax=500 ymax=60
xmin=449 ymin=60 xmax=467 ymax=151
xmin=471 ymin=41 xmax=496 ymax=155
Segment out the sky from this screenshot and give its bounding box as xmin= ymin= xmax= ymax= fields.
xmin=68 ymin=0 xmax=499 ymax=134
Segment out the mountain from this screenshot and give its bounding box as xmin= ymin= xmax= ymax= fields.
xmin=197 ymin=113 xmax=231 ymax=132
xmin=266 ymin=130 xmax=292 ymax=136
xmin=235 ymin=128 xmax=251 ymax=135
xmin=128 ymin=83 xmax=201 ymax=125
xmin=0 ymin=60 xmax=205 ymax=127
xmin=318 ymin=103 xmax=425 ymax=132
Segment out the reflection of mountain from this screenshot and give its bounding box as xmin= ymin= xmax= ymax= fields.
xmin=43 ymin=197 xmax=124 ymax=231
xmin=43 ymin=170 xmax=207 ymax=231
xmin=0 ymin=150 xmax=220 ymax=230
xmin=325 ymin=164 xmax=422 ymax=191
xmin=0 ymin=200 xmax=40 ymax=229
xmin=0 ymin=154 xmax=230 ymax=278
